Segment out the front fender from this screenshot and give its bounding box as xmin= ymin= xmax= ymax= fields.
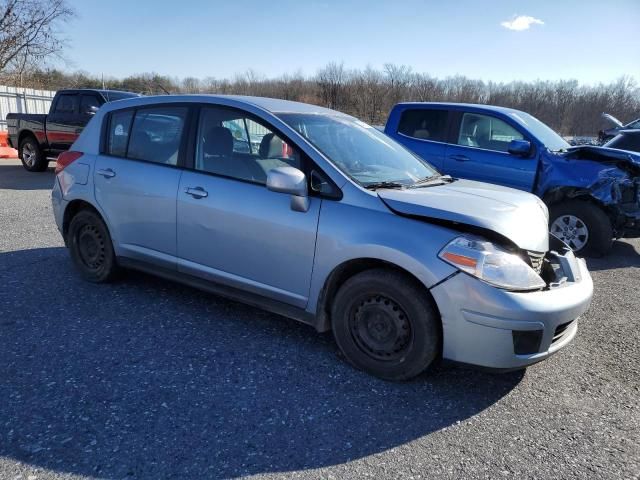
xmin=307 ymin=199 xmax=459 ymax=316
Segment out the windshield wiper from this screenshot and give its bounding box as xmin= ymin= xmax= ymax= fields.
xmin=364 ymin=181 xmax=406 ymax=190
xmin=410 ymin=174 xmax=454 ymax=188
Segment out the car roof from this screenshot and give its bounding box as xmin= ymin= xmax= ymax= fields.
xmin=97 ymin=94 xmax=344 ymax=116
xmin=57 ymin=88 xmax=138 ymax=95
xmin=222 ymin=95 xmax=340 ymax=114
xmin=394 ymin=102 xmax=525 ymax=115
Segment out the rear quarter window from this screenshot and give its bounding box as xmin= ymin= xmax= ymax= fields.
xmin=107 ymin=110 xmax=134 ymax=157
xmin=397 ymin=109 xmax=448 ymax=142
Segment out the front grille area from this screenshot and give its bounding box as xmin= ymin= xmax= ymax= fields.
xmin=527 ymin=250 xmax=545 ymax=274
xmin=553 ymin=321 xmax=574 ymax=344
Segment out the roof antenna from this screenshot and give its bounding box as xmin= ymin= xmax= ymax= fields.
xmin=102 ymin=73 xmax=105 ymax=90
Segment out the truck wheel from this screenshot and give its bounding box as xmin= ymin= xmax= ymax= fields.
xmin=331 ymin=269 xmax=440 ymax=381
xmin=549 ymin=200 xmax=613 ymax=257
xmin=19 ymin=136 xmax=48 ymax=172
xmin=68 ymin=210 xmax=119 ymax=283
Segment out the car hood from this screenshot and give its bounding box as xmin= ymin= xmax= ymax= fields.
xmin=602 ymin=113 xmax=623 ymax=128
xmin=377 ymin=179 xmax=549 ymax=252
xmin=565 ymin=145 xmax=640 ymax=170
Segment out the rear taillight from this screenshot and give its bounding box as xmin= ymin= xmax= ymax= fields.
xmin=55 ymin=151 xmax=83 ymax=174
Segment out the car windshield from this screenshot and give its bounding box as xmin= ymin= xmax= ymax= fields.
xmin=277 ymin=113 xmax=437 ymax=187
xmin=508 ymin=111 xmax=570 ymax=152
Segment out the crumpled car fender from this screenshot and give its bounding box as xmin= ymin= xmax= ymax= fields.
xmin=536 ymin=146 xmax=640 ymax=207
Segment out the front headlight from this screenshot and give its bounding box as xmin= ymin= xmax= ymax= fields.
xmin=438 ymin=235 xmax=546 ymax=291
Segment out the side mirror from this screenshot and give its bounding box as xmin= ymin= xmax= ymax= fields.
xmin=508 ymin=139 xmax=531 ymax=157
xmin=85 ymin=105 xmax=100 ymax=115
xmin=266 ymin=167 xmax=309 ymax=212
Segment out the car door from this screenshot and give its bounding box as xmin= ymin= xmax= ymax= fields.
xmin=444 ymin=111 xmax=537 ymax=191
xmin=47 ymin=93 xmax=82 ymax=153
xmin=176 ymin=105 xmax=321 ymax=308
xmin=94 ymin=105 xmax=189 ymax=270
xmin=388 ymin=107 xmax=449 ymax=170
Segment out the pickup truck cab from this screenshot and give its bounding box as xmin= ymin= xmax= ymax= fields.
xmin=7 ymin=89 xmax=139 ymax=172
xmin=385 ymin=103 xmax=640 ymax=256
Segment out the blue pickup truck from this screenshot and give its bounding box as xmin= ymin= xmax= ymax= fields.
xmin=384 ymin=103 xmax=640 ymax=256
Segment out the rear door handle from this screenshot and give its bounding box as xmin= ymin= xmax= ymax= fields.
xmin=97 ymin=168 xmax=116 ymax=178
xmin=449 ymin=154 xmax=470 ymax=162
xmin=185 ymin=186 xmax=208 ymax=199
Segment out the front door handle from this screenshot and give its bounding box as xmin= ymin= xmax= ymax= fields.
xmin=185 ymin=186 xmax=208 ymax=199
xmin=97 ymin=168 xmax=116 ymax=178
xmin=449 ymin=154 xmax=470 ymax=162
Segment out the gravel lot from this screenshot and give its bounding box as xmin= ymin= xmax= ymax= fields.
xmin=0 ymin=159 xmax=638 ymax=480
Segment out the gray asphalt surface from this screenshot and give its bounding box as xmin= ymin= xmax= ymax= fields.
xmin=0 ymin=159 xmax=638 ymax=479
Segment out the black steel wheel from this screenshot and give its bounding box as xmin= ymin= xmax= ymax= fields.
xmin=349 ymin=295 xmax=413 ymax=362
xmin=332 ymin=268 xmax=440 ymax=381
xmin=68 ymin=210 xmax=118 ymax=282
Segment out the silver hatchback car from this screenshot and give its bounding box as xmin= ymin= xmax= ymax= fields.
xmin=52 ymin=95 xmax=593 ymax=380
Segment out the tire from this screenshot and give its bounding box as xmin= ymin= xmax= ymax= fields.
xmin=19 ymin=136 xmax=48 ymax=172
xmin=67 ymin=210 xmax=119 ymax=283
xmin=331 ymin=268 xmax=440 ymax=381
xmin=549 ymin=200 xmax=613 ymax=257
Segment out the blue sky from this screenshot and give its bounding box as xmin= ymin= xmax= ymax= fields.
xmin=64 ymin=0 xmax=639 ymax=84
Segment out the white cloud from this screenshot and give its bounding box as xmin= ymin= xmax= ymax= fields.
xmin=501 ymin=15 xmax=544 ymax=31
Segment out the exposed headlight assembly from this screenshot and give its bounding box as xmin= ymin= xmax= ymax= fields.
xmin=439 ymin=235 xmax=546 ymax=291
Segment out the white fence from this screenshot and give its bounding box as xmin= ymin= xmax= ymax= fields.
xmin=0 ymin=85 xmax=56 ymax=131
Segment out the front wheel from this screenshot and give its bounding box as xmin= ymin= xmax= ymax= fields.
xmin=549 ymin=200 xmax=613 ymax=257
xmin=331 ymin=269 xmax=440 ymax=381
xmin=19 ymin=136 xmax=48 ymax=172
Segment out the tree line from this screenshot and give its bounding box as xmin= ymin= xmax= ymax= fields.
xmin=3 ymin=64 xmax=638 ymax=137
xmin=1 ymin=1 xmax=638 ymax=137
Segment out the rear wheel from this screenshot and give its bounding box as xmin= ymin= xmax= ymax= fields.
xmin=19 ymin=136 xmax=48 ymax=172
xmin=68 ymin=210 xmax=119 ymax=282
xmin=549 ymin=200 xmax=613 ymax=257
xmin=331 ymin=269 xmax=440 ymax=381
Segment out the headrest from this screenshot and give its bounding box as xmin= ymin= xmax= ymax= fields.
xmin=203 ymin=127 xmax=233 ymax=157
xmin=258 ymin=133 xmax=284 ymax=158
xmin=413 ymin=129 xmax=430 ymax=139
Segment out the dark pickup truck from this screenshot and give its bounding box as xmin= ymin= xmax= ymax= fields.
xmin=7 ymin=89 xmax=139 ymax=171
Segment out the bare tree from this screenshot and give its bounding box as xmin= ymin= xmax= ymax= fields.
xmin=0 ymin=0 xmax=74 ymax=80
xmin=5 ymin=63 xmax=640 ymax=137
xmin=317 ymin=61 xmax=347 ymax=109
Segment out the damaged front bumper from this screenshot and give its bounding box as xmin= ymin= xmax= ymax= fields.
xmin=614 ymin=178 xmax=640 ymax=237
xmin=431 ymin=241 xmax=593 ymax=370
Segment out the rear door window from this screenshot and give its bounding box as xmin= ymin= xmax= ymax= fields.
xmin=127 ymin=107 xmax=188 ymax=166
xmin=80 ymin=95 xmax=101 ymax=114
xmin=397 ymin=109 xmax=448 ymax=141
xmin=456 ymin=113 xmax=523 ymax=152
xmin=54 ymin=94 xmax=78 ymax=114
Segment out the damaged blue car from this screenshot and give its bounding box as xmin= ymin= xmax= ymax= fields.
xmin=384 ymin=103 xmax=640 ymax=256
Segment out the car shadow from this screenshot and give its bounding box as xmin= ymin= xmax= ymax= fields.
xmin=585 ymin=239 xmax=640 ymax=271
xmin=0 ymin=162 xmax=55 ymax=190
xmin=0 ymin=247 xmax=524 ymax=479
